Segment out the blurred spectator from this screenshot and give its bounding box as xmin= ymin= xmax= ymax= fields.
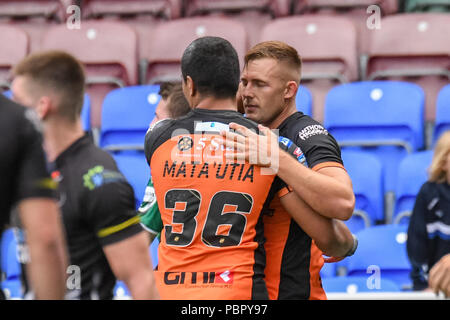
xmin=429 ymin=253 xmax=450 ymax=297
xmin=407 ymin=131 xmax=450 ymax=291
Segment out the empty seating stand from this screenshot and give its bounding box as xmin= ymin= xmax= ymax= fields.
xmin=260 ymin=15 xmax=358 ymax=122
xmin=292 ymin=0 xmax=399 ymax=54
xmin=184 ymin=0 xmax=291 ymax=47
xmin=433 ymin=84 xmax=450 ymax=144
xmin=80 ymin=0 xmax=183 ymax=61
xmin=364 ymin=13 xmax=450 ymax=148
xmin=0 ymin=24 xmax=29 ymax=90
xmin=341 ymin=149 xmax=384 ymax=233
xmin=40 ymin=20 xmax=139 ymax=131
xmin=394 ymin=150 xmax=433 ymax=225
xmin=142 ymin=16 xmax=248 ymax=84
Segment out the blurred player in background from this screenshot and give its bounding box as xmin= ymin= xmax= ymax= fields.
xmin=222 ymin=41 xmax=356 ymax=299
xmin=11 ymin=50 xmax=159 ymax=300
xmin=408 ymin=131 xmax=450 ymax=292
xmin=0 ymin=94 xmax=68 ymax=300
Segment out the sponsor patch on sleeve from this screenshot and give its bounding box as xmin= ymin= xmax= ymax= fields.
xmin=298 ymin=124 xmax=328 ymax=140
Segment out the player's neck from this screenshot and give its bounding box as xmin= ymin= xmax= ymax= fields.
xmin=43 ymin=117 xmax=85 ymax=162
xmin=194 ymin=96 xmax=237 ymax=111
xmin=266 ymin=101 xmax=297 ymax=129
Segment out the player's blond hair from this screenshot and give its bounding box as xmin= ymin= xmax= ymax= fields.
xmin=244 ymin=40 xmax=302 ymax=82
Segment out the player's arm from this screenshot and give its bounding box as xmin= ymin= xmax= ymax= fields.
xmin=103 ymin=231 xmax=159 ymax=299
xmin=86 ymin=172 xmax=159 ymax=300
xmin=138 ymin=177 xmax=163 ymax=244
xmin=19 ymin=198 xmax=68 ymax=299
xmin=15 ymin=110 xmax=69 ymax=299
xmin=221 ymin=122 xmax=354 ymax=220
xmin=279 ymin=192 xmax=355 ymax=259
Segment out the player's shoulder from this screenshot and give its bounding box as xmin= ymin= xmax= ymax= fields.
xmin=282 ymin=112 xmax=326 ymax=137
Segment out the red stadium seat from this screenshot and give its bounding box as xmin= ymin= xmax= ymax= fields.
xmin=260 ymin=15 xmax=358 ymax=122
xmin=364 ymin=13 xmax=450 ymax=142
xmin=142 ymin=16 xmax=248 ymax=84
xmin=0 ymin=1 xmax=70 ymax=52
xmin=79 ymin=0 xmax=182 ymax=66
xmin=0 ymin=24 xmax=29 ymax=90
xmin=40 ymin=20 xmax=138 ymax=130
xmin=292 ymin=0 xmax=399 ymax=54
xmin=183 ymin=0 xmax=290 ymax=47
xmin=80 ymin=0 xmax=182 ymax=19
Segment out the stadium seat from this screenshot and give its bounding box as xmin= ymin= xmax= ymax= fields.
xmin=100 ymin=85 xmax=159 ymax=150
xmin=364 ymin=13 xmax=450 ymax=139
xmin=80 ymin=0 xmax=182 ymax=61
xmin=345 ymin=224 xmax=412 ymax=290
xmin=405 ymin=0 xmax=450 ymax=12
xmin=291 ymin=0 xmax=399 ymax=54
xmin=150 ymin=237 xmax=159 ymax=269
xmin=0 ymin=0 xmax=67 ymax=21
xmin=183 ymin=0 xmax=291 ymax=47
xmin=81 ymin=93 xmax=91 ymax=133
xmin=0 ymin=24 xmax=28 ymax=90
xmin=324 ymin=81 xmax=425 ymax=197
xmin=394 ymin=150 xmax=433 ymax=225
xmin=322 ymin=275 xmax=400 ymax=293
xmin=41 ymin=20 xmax=139 ymax=130
xmin=112 ymin=151 xmax=151 ymax=210
xmin=433 ymin=84 xmax=450 ymax=144
xmin=0 ymin=228 xmax=21 ymax=282
xmin=296 ymin=85 xmax=312 ymax=117
xmin=142 ymin=16 xmax=248 ymax=85
xmin=80 ymin=0 xmax=182 ymax=19
xmin=260 ymin=15 xmax=358 ymax=122
xmin=0 ymin=1 xmax=69 ymax=52
xmin=341 ymin=149 xmax=384 ymax=233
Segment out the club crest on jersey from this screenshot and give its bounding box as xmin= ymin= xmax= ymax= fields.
xmin=177 ymin=136 xmax=193 ymax=151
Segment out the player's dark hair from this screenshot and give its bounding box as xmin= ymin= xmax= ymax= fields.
xmin=181 ymin=36 xmax=240 ymax=100
xmin=13 ymin=50 xmax=85 ymax=123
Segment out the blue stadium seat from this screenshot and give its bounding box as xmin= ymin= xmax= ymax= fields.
xmin=341 ymin=149 xmax=384 ymax=233
xmin=345 ymin=225 xmax=412 ymax=290
xmin=1 ymin=228 xmax=20 ymax=281
xmin=112 ymin=151 xmax=150 ymax=210
xmin=320 ymin=261 xmax=336 ymax=279
xmin=322 ymin=276 xmax=400 ymax=293
xmin=81 ymin=93 xmax=91 ymax=132
xmin=296 ymin=85 xmax=312 ymax=117
xmin=394 ymin=150 xmax=433 ymax=225
xmin=433 ymin=84 xmax=450 ymax=144
xmin=324 ymin=81 xmax=425 ymax=193
xmin=100 ymin=85 xmax=160 ymax=151
xmin=113 ymin=280 xmax=131 ymax=299
xmin=150 ymin=237 xmax=159 ymax=270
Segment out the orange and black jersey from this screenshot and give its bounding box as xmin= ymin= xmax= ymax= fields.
xmin=51 ymin=134 xmax=142 ymax=300
xmin=144 ymin=108 xmax=278 ymax=300
xmin=264 ymin=112 xmax=344 ymax=300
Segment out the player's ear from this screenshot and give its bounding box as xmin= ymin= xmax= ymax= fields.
xmin=284 ymin=81 xmax=298 ymax=100
xmin=185 ymin=76 xmax=196 ymax=97
xmin=35 ymin=96 xmax=52 ymax=120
